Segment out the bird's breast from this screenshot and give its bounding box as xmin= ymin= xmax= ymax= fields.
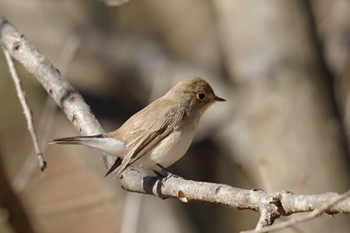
xmin=138 ymin=127 xmax=195 ymax=168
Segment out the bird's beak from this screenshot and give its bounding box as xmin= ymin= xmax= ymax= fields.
xmin=214 ymin=95 xmax=226 ymax=102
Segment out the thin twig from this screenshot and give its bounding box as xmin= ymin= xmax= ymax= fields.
xmin=3 ymin=48 xmax=47 ymax=172
xmin=56 ymin=34 xmax=81 ymax=75
xmin=12 ymin=98 xmax=56 ymax=191
xmin=241 ymin=189 xmax=350 ymax=233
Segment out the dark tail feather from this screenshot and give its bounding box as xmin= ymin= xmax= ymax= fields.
xmin=105 ymin=157 xmax=122 ymax=177
xmin=50 ymin=134 xmax=104 ymax=144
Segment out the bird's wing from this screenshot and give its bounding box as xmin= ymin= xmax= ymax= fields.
xmin=107 ymin=98 xmax=187 ymax=174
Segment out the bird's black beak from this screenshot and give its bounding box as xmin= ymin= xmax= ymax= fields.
xmin=214 ymin=95 xmax=226 ymax=102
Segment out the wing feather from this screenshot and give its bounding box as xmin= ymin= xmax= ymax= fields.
xmin=110 ymin=98 xmax=187 ymax=174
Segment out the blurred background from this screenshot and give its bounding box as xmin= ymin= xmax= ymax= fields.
xmin=0 ymin=0 xmax=350 ymax=232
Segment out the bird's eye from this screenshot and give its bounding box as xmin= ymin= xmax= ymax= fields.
xmin=197 ymin=93 xmax=206 ymax=101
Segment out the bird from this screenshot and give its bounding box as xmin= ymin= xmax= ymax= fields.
xmin=50 ymin=76 xmax=225 ymax=177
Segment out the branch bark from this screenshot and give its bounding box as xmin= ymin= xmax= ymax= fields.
xmin=120 ymin=169 xmax=350 ymax=214
xmin=242 ymin=190 xmax=350 ymax=233
xmin=0 ymin=15 xmax=349 ymax=231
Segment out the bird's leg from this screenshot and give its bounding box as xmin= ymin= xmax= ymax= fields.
xmin=153 ymin=164 xmax=181 ymax=190
xmin=155 ymin=163 xmax=178 ymax=179
xmin=153 ymin=163 xmax=168 ymax=178
xmin=153 ymin=169 xmax=167 ymax=178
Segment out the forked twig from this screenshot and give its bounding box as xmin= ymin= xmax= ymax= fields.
xmin=242 ymin=189 xmax=350 ymax=233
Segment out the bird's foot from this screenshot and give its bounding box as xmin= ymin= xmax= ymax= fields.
xmin=154 ymin=163 xmax=179 ymax=182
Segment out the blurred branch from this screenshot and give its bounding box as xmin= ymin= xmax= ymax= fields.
xmin=120 ymin=193 xmax=143 ymax=233
xmin=1 ymin=15 xmax=349 ymax=231
xmin=98 ymin=0 xmax=131 ymax=7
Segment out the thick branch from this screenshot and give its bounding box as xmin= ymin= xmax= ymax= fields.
xmin=120 ymin=169 xmax=350 ymax=215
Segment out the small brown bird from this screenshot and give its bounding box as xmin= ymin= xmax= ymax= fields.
xmin=51 ymin=77 xmax=225 ymax=176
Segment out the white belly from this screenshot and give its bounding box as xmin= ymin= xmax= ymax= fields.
xmin=137 ymin=128 xmax=194 ymax=169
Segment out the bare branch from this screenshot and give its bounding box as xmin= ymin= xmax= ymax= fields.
xmin=119 ymin=169 xmax=350 ymax=214
xmin=3 ymin=48 xmax=47 ymax=172
xmin=255 ymin=208 xmax=274 ymax=230
xmin=242 ymin=190 xmax=350 ymax=233
xmin=12 ymin=97 xmax=56 ymax=191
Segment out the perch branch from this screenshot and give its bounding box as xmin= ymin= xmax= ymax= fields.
xmin=119 ymin=169 xmax=350 ymax=214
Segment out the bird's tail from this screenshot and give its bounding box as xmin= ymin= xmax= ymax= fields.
xmin=50 ymin=134 xmax=126 ymax=176
xmin=50 ymin=134 xmax=125 ymax=154
xmin=50 ymin=134 xmax=104 ymax=145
